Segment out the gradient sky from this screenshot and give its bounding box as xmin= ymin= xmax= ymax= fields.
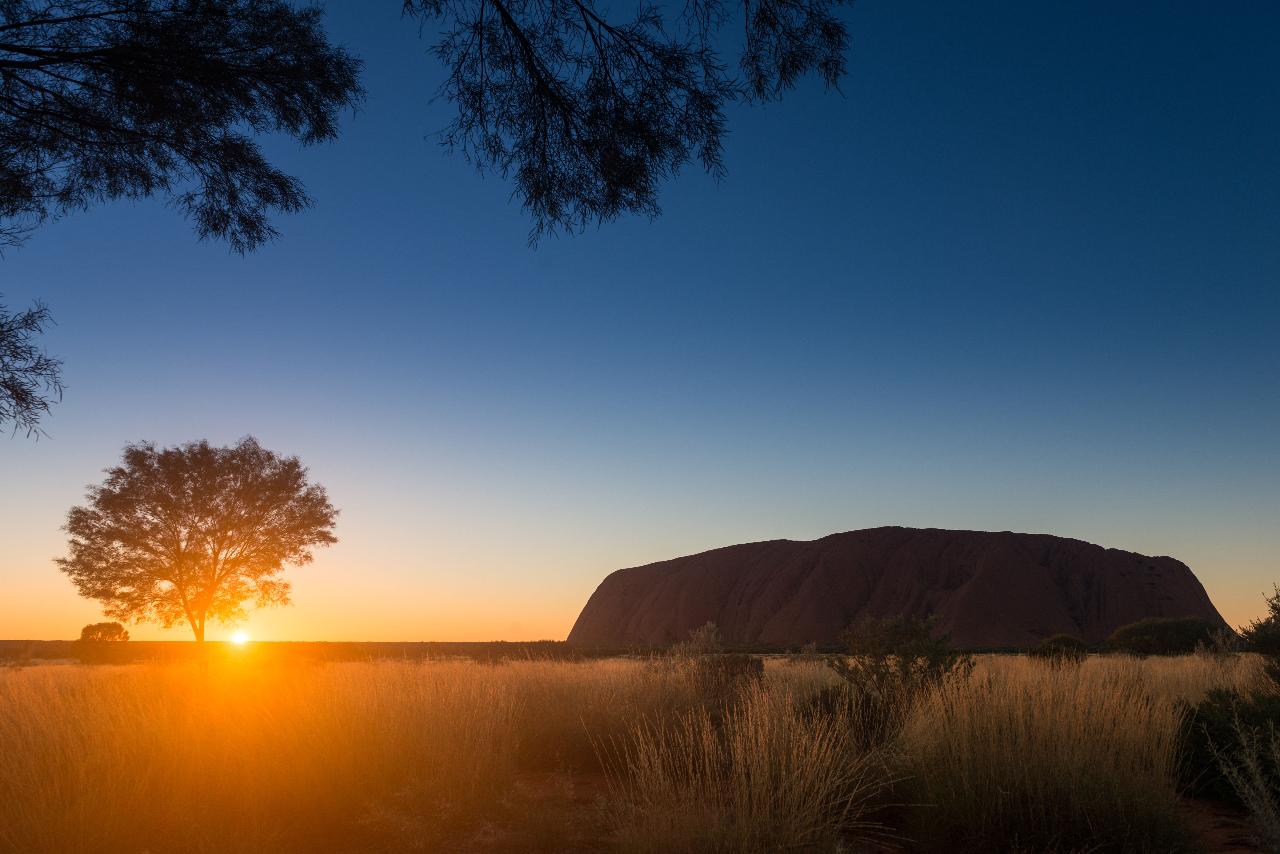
xmin=2 ymin=1 xmax=1277 ymax=641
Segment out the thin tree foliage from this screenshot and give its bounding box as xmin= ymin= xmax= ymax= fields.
xmin=0 ymin=296 xmax=62 ymax=436
xmin=58 ymin=437 xmax=338 ymax=642
xmin=0 ymin=0 xmax=364 ymax=251
xmin=404 ymin=0 xmax=850 ymax=241
xmin=1 ymin=0 xmax=851 ymax=248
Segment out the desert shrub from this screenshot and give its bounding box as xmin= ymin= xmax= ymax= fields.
xmin=655 ymin=623 xmax=764 ymax=709
xmin=819 ymin=616 xmax=974 ymax=754
xmin=1242 ymin=586 xmax=1280 ymax=656
xmin=1196 ymin=627 xmax=1243 ymax=664
xmin=901 ymin=661 xmax=1193 ymax=853
xmin=1029 ymin=634 xmax=1089 ymax=666
xmin=1206 ymin=716 xmax=1280 ymax=853
xmin=1107 ymin=616 xmax=1221 ymax=656
xmin=671 ymin=621 xmax=723 ymax=657
xmin=603 ymin=680 xmax=894 ymax=853
xmin=829 ymin=617 xmax=967 ymax=706
xmin=1183 ymin=688 xmax=1280 ymax=803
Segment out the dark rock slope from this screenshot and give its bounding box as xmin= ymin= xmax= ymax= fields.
xmin=566 ymin=527 xmax=1227 ymax=648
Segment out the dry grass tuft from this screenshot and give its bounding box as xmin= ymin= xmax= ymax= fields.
xmin=602 ymin=679 xmax=896 ymax=853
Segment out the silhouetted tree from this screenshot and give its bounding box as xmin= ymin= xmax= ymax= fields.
xmin=79 ymin=620 xmax=128 ymax=641
xmin=0 ymin=0 xmax=363 ymax=251
xmin=3 ymin=0 xmax=853 ymax=249
xmin=403 ymin=0 xmax=850 ymax=240
xmin=58 ymin=436 xmax=338 ymax=643
xmin=1242 ymin=585 xmax=1280 ymax=656
xmin=0 ymin=297 xmax=61 ymax=435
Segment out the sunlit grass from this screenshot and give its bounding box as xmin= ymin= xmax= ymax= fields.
xmin=0 ymin=653 xmax=1262 ymax=853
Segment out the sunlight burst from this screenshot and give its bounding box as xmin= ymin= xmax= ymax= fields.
xmin=230 ymin=630 xmax=250 ymax=645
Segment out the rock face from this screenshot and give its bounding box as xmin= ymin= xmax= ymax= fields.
xmin=566 ymin=527 xmax=1227 ymax=648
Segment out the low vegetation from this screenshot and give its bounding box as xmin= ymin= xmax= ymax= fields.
xmin=0 ymin=646 xmax=1270 ymax=853
xmin=1106 ymin=615 xmax=1222 ymax=656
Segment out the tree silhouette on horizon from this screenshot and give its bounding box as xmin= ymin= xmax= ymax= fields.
xmin=58 ymin=437 xmax=338 ymax=643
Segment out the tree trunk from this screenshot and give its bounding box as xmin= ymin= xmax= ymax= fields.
xmin=192 ymin=614 xmax=209 ymax=675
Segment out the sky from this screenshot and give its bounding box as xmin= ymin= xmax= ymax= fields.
xmin=1 ymin=1 xmax=1277 ymax=641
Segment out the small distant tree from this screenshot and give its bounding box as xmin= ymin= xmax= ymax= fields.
xmin=79 ymin=621 xmax=129 ymax=642
xmin=0 ymin=298 xmax=62 ymax=436
xmin=1106 ymin=616 xmax=1220 ymax=656
xmin=73 ymin=621 xmax=129 ymax=663
xmin=57 ymin=437 xmax=338 ymax=644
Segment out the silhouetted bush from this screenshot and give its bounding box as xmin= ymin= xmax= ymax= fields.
xmin=1242 ymin=586 xmax=1280 ymax=656
xmin=824 ymin=615 xmax=973 ymax=747
xmin=1029 ymin=634 xmax=1089 ymax=666
xmin=1194 ymin=627 xmax=1243 ymax=664
xmin=1106 ymin=617 xmax=1220 ymax=656
xmin=73 ymin=621 xmax=131 ymax=664
xmin=657 ymin=622 xmax=764 ymax=704
xmin=1183 ymin=688 xmax=1280 ymax=804
xmin=830 ymin=615 xmax=973 ymax=693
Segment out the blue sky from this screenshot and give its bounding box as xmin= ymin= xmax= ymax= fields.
xmin=1 ymin=1 xmax=1277 ymax=639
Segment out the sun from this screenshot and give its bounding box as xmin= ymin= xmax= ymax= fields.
xmin=230 ymin=630 xmax=250 ymax=645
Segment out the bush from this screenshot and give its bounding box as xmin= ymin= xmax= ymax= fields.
xmin=1182 ymin=688 xmax=1280 ymax=803
xmin=824 ymin=615 xmax=973 ymax=747
xmin=73 ymin=622 xmax=131 ymax=664
xmin=1106 ymin=617 xmax=1221 ymax=656
xmin=1242 ymin=586 xmax=1280 ymax=656
xmin=1207 ymin=716 xmax=1280 ymax=852
xmin=657 ymin=623 xmax=763 ymax=706
xmin=1194 ymin=627 xmax=1242 ymax=666
xmin=1029 ymin=634 xmax=1089 ymax=666
xmin=828 ymin=614 xmax=973 ymax=696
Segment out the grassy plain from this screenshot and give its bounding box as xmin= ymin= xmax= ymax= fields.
xmin=0 ymin=652 xmax=1263 ymax=853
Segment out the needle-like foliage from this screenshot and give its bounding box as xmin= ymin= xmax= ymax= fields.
xmin=404 ymin=0 xmax=850 ymax=241
xmin=0 ymin=0 xmax=364 ymax=251
xmin=0 ymin=297 xmax=61 ymax=436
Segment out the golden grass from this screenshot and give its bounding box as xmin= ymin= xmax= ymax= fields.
xmin=0 ymin=653 xmax=1263 ymax=853
xmin=603 ymin=679 xmax=895 ymax=853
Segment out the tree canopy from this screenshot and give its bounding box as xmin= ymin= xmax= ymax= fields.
xmin=1 ymin=0 xmax=851 ymax=248
xmin=58 ymin=436 xmax=338 ymax=642
xmin=0 ymin=297 xmax=61 ymax=435
xmin=0 ymin=0 xmax=364 ymax=251
xmin=405 ymin=0 xmax=849 ymax=241
xmin=78 ymin=620 xmax=128 ymax=641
